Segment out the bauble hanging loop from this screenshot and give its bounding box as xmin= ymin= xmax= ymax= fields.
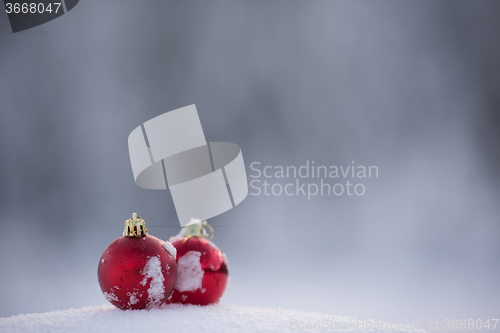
xmin=181 ymin=218 xmax=214 ymax=241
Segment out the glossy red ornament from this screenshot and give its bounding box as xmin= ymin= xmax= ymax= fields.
xmin=168 ymin=220 xmax=228 ymax=305
xmin=98 ymin=213 xmax=177 ymax=310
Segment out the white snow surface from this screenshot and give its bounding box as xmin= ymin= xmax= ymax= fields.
xmin=0 ymin=304 xmax=427 ymax=333
xmin=175 ymin=251 xmax=204 ymax=292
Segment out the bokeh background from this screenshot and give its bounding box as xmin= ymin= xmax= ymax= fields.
xmin=0 ymin=0 xmax=499 ymax=331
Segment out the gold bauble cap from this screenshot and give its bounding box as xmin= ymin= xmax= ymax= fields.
xmin=123 ymin=213 xmax=148 ymax=238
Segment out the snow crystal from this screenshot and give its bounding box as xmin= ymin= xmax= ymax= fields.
xmin=222 ymin=253 xmax=228 ymax=265
xmin=103 ymin=292 xmax=118 ymax=302
xmin=127 ymin=292 xmax=139 ymax=306
xmin=0 ymin=304 xmax=427 ymax=333
xmin=162 ymin=241 xmax=177 ymax=259
xmin=140 ymin=256 xmax=165 ymax=308
xmin=175 ymin=251 xmax=204 ymax=292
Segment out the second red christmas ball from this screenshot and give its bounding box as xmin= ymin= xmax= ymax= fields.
xmin=168 ymin=220 xmax=229 ymax=305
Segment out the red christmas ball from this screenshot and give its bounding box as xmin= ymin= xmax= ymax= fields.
xmin=168 ymin=221 xmax=228 ymax=305
xmin=98 ymin=214 xmax=177 ymax=310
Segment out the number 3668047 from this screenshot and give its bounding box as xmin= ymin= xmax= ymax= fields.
xmin=5 ymin=3 xmax=62 ymax=14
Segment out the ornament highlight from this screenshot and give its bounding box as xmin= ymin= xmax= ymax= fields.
xmin=168 ymin=219 xmax=229 ymax=305
xmin=98 ymin=213 xmax=177 ymax=310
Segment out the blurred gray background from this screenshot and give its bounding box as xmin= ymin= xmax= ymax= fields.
xmin=0 ymin=0 xmax=499 ymax=330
